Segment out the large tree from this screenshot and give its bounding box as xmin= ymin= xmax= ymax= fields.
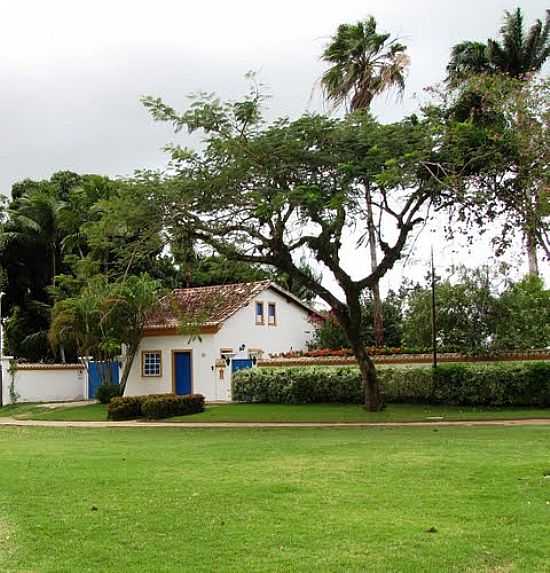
xmin=445 ymin=8 xmax=550 ymax=274
xmin=142 ymin=90 xmax=440 ymax=410
xmin=320 ymin=15 xmax=409 ymax=346
xmin=430 ymin=75 xmax=549 ymax=274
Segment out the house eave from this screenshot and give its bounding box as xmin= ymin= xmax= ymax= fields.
xmin=143 ymin=324 xmax=221 ymax=337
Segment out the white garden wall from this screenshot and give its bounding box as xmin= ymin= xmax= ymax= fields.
xmin=0 ymin=358 xmax=86 ymax=405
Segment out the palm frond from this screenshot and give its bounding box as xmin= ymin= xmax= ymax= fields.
xmin=320 ymin=15 xmax=409 ymax=112
xmin=447 ymin=42 xmax=490 ymax=84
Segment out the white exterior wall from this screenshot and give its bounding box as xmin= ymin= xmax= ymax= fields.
xmin=124 ymin=334 xmax=221 ymax=400
xmin=217 ymin=288 xmax=316 ymax=356
xmin=1 ymin=359 xmax=86 ymax=405
xmin=125 ymin=286 xmax=317 ymax=401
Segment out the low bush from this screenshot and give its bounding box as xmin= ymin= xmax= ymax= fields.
xmin=233 ymin=362 xmax=550 ymax=407
xmin=107 ymin=393 xmax=177 ymax=420
xmin=141 ymin=394 xmax=205 ymax=419
xmin=95 ymin=383 xmax=122 ymax=404
xmin=108 ymin=396 xmax=142 ymax=420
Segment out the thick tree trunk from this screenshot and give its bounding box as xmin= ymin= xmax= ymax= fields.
xmin=365 ymin=182 xmax=384 ymax=347
xmin=526 ymin=227 xmax=539 ymax=276
xmin=352 ymin=341 xmax=383 ymax=411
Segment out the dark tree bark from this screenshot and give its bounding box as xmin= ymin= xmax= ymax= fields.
xmin=337 ymin=292 xmax=383 ymax=411
xmin=354 ymin=340 xmax=382 ymax=410
xmin=526 ymin=227 xmax=539 ymax=276
xmin=365 ymin=182 xmax=385 ymax=347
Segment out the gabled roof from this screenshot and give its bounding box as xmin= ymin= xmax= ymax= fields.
xmin=144 ymin=280 xmax=322 ymax=334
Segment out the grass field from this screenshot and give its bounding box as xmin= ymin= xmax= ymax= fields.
xmin=3 ymin=401 xmax=550 ymax=424
xmin=0 ymin=426 xmax=549 ymax=572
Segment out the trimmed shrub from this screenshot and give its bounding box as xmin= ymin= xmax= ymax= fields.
xmin=233 ymin=362 xmax=550 ymax=407
xmin=141 ymin=394 xmax=205 ymax=419
xmin=233 ymin=367 xmax=362 ymax=404
xmin=95 ymin=383 xmax=122 ymax=404
xmin=108 ymin=396 xmax=142 ymax=420
xmin=107 ymin=393 xmax=177 ymax=420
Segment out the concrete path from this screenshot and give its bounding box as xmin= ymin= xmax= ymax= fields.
xmin=1 ymin=417 xmax=550 ymax=429
xmin=38 ymin=400 xmax=97 ymax=409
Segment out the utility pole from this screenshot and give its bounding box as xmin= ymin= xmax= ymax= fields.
xmin=431 ymin=249 xmax=437 ymax=369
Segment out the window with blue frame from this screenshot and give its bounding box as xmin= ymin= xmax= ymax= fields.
xmin=255 ymin=301 xmax=264 ymax=325
xmin=268 ymin=302 xmax=277 ymax=325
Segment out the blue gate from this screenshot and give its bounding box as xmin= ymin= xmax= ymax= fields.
xmin=88 ymin=361 xmax=120 ymax=399
xmin=232 ymin=358 xmax=253 ymax=373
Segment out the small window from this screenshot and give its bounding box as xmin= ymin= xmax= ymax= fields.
xmin=268 ymin=303 xmax=276 ymax=326
xmin=255 ymin=301 xmax=264 ymax=325
xmin=142 ymin=351 xmax=162 ymax=377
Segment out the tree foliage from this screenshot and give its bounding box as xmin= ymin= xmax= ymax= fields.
xmin=49 ymin=273 xmax=162 ymax=389
xmin=443 ymin=7 xmax=550 ymax=274
xmin=0 ymin=172 xmax=119 ymax=361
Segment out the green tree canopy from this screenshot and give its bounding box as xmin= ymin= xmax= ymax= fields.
xmin=142 ymin=87 xmax=443 ymax=410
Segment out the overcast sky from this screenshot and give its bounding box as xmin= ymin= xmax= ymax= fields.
xmin=2 ymin=0 xmax=548 ymax=290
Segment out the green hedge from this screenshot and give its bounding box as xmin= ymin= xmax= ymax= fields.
xmin=141 ymin=394 xmax=205 ymax=419
xmin=232 ymin=362 xmax=550 ymax=407
xmin=108 ymin=393 xmax=205 ymax=420
xmin=107 ymin=394 xmax=172 ymax=420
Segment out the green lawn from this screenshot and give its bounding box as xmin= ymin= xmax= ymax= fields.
xmin=0 ymin=426 xmax=549 ymax=572
xmin=4 ymin=401 xmax=549 ymax=423
xmin=175 ymin=402 xmax=550 ymax=423
xmin=0 ymin=403 xmax=46 ymax=418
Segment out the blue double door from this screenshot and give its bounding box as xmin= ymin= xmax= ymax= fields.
xmin=174 ymin=352 xmax=192 ymax=395
xmin=88 ymin=361 xmax=120 ymax=399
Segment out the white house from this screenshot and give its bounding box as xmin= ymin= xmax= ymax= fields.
xmin=124 ymin=281 xmax=322 ymax=401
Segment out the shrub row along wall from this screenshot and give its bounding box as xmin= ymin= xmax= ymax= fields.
xmin=233 ymin=363 xmax=550 ymax=407
xmin=258 ymin=350 xmax=550 ymax=368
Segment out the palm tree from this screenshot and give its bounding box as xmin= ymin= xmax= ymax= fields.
xmin=4 ymin=190 xmax=65 ymax=286
xmin=447 ymin=9 xmax=550 ymax=84
xmin=447 ymin=8 xmax=550 ymax=276
xmin=321 ymin=16 xmax=409 ymax=111
xmin=320 ymin=16 xmax=409 ymax=347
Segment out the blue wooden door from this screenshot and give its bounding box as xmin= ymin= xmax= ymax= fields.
xmin=174 ymin=352 xmax=192 ymax=395
xmin=88 ymin=361 xmax=119 ymax=399
xmin=232 ymin=359 xmax=253 ymax=373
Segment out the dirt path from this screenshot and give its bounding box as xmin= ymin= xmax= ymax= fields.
xmin=1 ymin=417 xmax=550 ymax=429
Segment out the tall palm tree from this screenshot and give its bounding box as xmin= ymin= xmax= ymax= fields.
xmin=447 ymin=8 xmax=550 ymax=276
xmin=321 ymin=16 xmax=409 ymax=112
xmin=320 ymin=16 xmax=409 ymax=347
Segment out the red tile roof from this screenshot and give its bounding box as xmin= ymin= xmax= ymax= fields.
xmin=145 ymin=280 xmax=322 ymax=331
xmin=145 ymin=280 xmax=271 ymax=330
